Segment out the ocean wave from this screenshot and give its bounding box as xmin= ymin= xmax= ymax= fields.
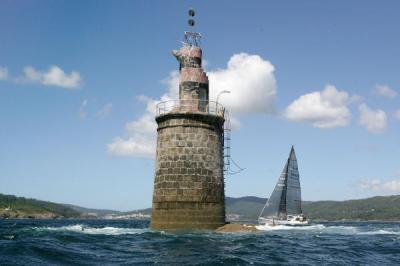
xmin=31 ymin=223 xmax=400 ymax=237
xmin=3 ymin=220 xmax=399 ymax=265
xmin=1 ymin=235 xmax=16 ymax=240
xmin=256 ymin=224 xmax=400 ymax=235
xmin=357 ymin=229 xmax=400 ymax=235
xmin=34 ymin=224 xmax=150 ymax=235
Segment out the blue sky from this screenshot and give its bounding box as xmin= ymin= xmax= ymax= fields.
xmin=1 ymin=0 xmax=399 ymax=211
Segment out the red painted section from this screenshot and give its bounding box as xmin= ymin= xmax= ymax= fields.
xmin=180 ymin=68 xmax=208 ymax=84
xmin=179 ymin=46 xmax=202 ymax=58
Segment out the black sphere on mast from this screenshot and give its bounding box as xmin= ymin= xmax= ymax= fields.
xmin=188 ymin=8 xmax=195 ymax=27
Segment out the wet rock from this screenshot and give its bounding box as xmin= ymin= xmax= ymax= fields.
xmin=215 ymin=223 xmax=258 ymax=232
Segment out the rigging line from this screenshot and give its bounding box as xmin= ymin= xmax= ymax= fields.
xmin=259 ymin=198 xmax=270 ymax=219
xmin=230 ymin=157 xmax=246 ymax=172
xmin=226 ymin=162 xmax=245 ymax=175
xmin=227 ymin=170 xmax=243 ymax=175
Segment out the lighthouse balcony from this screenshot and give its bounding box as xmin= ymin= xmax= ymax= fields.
xmin=156 ymin=100 xmax=225 ymax=118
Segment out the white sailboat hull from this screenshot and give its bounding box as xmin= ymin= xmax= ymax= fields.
xmin=258 ymin=215 xmax=308 ymax=226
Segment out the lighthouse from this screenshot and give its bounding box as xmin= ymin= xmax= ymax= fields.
xmin=150 ymin=10 xmax=226 ymax=230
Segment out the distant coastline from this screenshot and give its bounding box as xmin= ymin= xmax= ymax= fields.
xmin=1 ymin=193 xmax=399 ymax=221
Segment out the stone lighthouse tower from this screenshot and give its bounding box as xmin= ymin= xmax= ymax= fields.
xmin=150 ymin=10 xmax=226 ymax=230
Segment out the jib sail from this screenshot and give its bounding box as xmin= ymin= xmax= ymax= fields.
xmin=259 ymin=146 xmax=303 ymax=219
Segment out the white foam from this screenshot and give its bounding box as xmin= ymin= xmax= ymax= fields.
xmin=358 ymin=229 xmax=400 ymax=235
xmin=256 ymin=224 xmax=400 ymax=235
xmin=36 ymin=224 xmax=149 ymax=235
xmin=35 ymin=224 xmax=400 ymax=236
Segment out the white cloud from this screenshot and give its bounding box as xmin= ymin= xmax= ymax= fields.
xmin=108 ymin=53 xmax=276 ymax=158
xmin=374 ymin=84 xmax=397 ymax=99
xmin=208 ymin=53 xmax=276 ymax=114
xmin=78 ymin=99 xmax=88 ymax=119
xmin=350 ymin=94 xmax=364 ymax=103
xmin=0 ymin=67 xmax=9 ymax=80
xmin=285 ymin=85 xmax=352 ymax=128
xmin=107 ymin=73 xmax=179 ymax=159
xmin=395 ymin=109 xmax=400 ymax=121
xmin=125 ymin=113 xmax=157 ymax=135
xmin=97 ymin=103 xmax=113 ymax=118
xmin=22 ymin=65 xmax=81 ymax=88
xmin=107 ymin=103 xmax=159 ymax=159
xmin=107 ymin=136 xmax=156 ymax=158
xmin=23 ymin=66 xmax=42 ymax=82
xmin=360 ymin=179 xmax=400 ymax=193
xmin=358 ymin=103 xmax=387 ymax=133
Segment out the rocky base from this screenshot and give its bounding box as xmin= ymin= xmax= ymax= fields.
xmin=215 ymin=223 xmax=258 ymax=232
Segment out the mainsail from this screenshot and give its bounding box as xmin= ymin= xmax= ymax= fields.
xmin=259 ymin=146 xmax=303 ymax=219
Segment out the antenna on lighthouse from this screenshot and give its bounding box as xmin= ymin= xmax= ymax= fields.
xmin=184 ymin=8 xmax=202 ymax=47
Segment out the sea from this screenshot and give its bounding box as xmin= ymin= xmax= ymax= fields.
xmin=0 ymin=219 xmax=399 ymax=265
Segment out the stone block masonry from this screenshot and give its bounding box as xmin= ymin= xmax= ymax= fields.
xmin=150 ymin=112 xmax=226 ymax=230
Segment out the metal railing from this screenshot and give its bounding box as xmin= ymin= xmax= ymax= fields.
xmin=156 ymin=100 xmax=225 ymax=117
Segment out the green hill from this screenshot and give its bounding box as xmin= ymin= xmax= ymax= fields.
xmin=226 ymin=195 xmax=400 ymax=221
xmin=0 ymin=194 xmax=80 ymax=219
xmin=2 ymin=193 xmax=400 ymax=221
xmin=303 ymin=195 xmax=400 ymax=221
xmin=226 ymin=196 xmax=265 ymax=220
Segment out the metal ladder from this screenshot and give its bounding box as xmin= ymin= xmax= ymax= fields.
xmin=223 ymin=111 xmax=245 ymax=175
xmin=223 ymin=111 xmax=231 ymax=174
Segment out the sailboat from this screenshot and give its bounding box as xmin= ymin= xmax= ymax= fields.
xmin=258 ymin=146 xmax=308 ymax=226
